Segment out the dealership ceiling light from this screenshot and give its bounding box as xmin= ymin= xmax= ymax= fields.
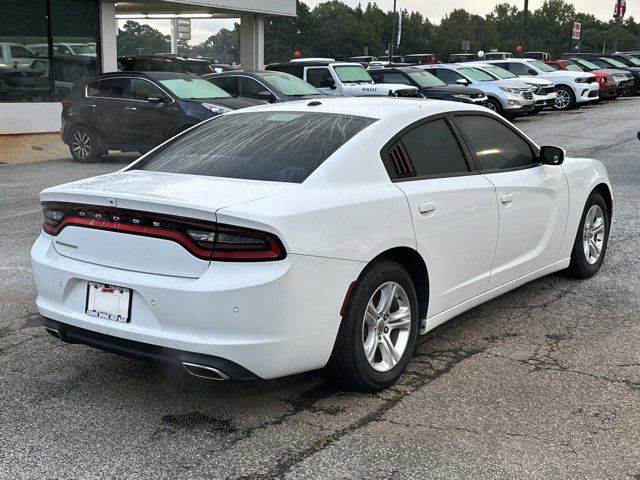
xmin=115 ymin=13 xmax=214 ymax=19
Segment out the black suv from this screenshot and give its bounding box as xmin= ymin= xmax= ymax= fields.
xmin=119 ymin=54 xmax=218 ymax=76
xmin=61 ymin=72 xmax=262 ymax=163
xmin=204 ymin=70 xmax=324 ymax=102
xmin=368 ymin=67 xmax=488 ymax=105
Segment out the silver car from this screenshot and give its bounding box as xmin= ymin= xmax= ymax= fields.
xmin=418 ymin=64 xmax=535 ymax=117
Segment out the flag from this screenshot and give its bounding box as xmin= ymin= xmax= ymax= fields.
xmin=614 ymin=0 xmax=627 ymax=19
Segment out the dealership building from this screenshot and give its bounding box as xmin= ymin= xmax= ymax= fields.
xmin=0 ymin=0 xmax=295 ymax=136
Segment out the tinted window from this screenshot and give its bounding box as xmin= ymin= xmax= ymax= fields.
xmin=181 ymin=60 xmax=213 ymax=75
xmin=401 ymin=119 xmax=469 ymax=177
xmin=131 ymin=78 xmax=163 ymax=101
xmin=130 ymin=57 xmax=150 ymax=71
xmin=381 ymin=72 xmax=411 ymax=85
xmin=151 ymin=59 xmax=176 ymax=72
xmin=432 ymin=68 xmax=464 ymax=84
xmin=546 ymin=62 xmax=560 ymax=70
xmin=238 ymin=77 xmax=268 ymax=99
xmin=136 ymin=112 xmax=376 ymax=183
xmin=306 ymin=68 xmax=333 ymax=88
xmin=86 ymin=78 xmax=130 ymax=99
xmin=209 ymin=76 xmax=236 ymax=95
xmin=501 ymin=62 xmax=531 ymax=75
xmin=456 ymin=115 xmax=536 ymax=171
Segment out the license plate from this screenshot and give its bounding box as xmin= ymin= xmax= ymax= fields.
xmin=86 ymin=282 xmax=132 ymax=323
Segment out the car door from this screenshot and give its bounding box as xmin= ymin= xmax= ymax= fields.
xmin=453 ymin=113 xmax=569 ymax=289
xmin=388 ymin=116 xmax=499 ymax=317
xmin=84 ymin=77 xmax=133 ymax=146
xmin=304 ymin=67 xmax=338 ymax=94
xmin=128 ymin=78 xmax=181 ymax=147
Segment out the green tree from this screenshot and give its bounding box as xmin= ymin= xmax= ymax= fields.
xmin=191 ymin=26 xmax=240 ymax=64
xmin=117 ymin=21 xmax=170 ymax=56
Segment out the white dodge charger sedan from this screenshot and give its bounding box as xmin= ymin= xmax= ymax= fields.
xmin=31 ymin=98 xmax=612 ymax=391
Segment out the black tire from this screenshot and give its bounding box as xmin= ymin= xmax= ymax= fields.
xmin=553 ymin=86 xmax=575 ymax=111
xmin=327 ymin=260 xmax=419 ymax=392
xmin=68 ymin=124 xmax=103 ymax=163
xmin=564 ymin=191 xmax=610 ymax=279
xmin=485 ymin=97 xmax=503 ymax=115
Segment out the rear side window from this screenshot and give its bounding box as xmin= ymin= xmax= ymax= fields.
xmin=86 ymin=78 xmax=130 ymax=99
xmin=399 ymin=119 xmax=469 ymax=178
xmin=432 ymin=68 xmax=464 ymax=84
xmin=456 ymin=115 xmax=536 ymax=171
xmin=209 ymin=76 xmax=236 ymax=95
xmin=134 ymin=112 xmax=376 ymax=183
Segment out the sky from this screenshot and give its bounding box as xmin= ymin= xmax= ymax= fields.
xmin=119 ymin=1 xmax=619 ymax=45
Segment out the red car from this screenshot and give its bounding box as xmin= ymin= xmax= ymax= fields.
xmin=404 ymin=53 xmax=441 ymax=65
xmin=544 ymin=59 xmax=617 ymax=99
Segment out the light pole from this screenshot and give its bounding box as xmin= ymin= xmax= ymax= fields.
xmin=521 ymin=0 xmax=529 ymax=56
xmin=389 ymin=0 xmax=397 ymax=60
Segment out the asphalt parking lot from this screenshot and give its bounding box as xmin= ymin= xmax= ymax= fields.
xmin=1 ymin=98 xmax=639 ymax=479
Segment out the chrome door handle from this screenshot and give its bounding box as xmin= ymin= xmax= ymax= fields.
xmin=419 ymin=202 xmax=437 ymax=214
xmin=124 ymin=107 xmax=137 ymax=111
xmin=501 ymin=194 xmax=514 ymax=205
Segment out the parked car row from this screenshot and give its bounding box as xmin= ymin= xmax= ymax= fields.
xmin=59 ymin=50 xmax=638 ymax=163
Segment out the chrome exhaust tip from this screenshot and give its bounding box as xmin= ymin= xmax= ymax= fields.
xmin=44 ymin=326 xmax=61 ymax=339
xmin=182 ymin=362 xmax=230 ymax=381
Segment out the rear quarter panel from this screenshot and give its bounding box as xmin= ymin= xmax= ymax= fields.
xmin=559 ymin=157 xmax=613 ymax=258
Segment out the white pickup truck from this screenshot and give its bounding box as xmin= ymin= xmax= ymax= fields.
xmin=0 ymin=43 xmax=37 ymax=68
xmin=266 ymin=59 xmax=421 ymax=98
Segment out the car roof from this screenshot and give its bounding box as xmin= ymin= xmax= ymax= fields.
xmin=81 ymin=71 xmax=199 ymax=82
xmin=228 ymin=96 xmax=484 ymax=120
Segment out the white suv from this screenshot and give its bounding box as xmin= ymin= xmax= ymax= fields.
xmin=266 ymin=60 xmax=421 ymax=98
xmin=484 ymin=58 xmax=599 ymax=110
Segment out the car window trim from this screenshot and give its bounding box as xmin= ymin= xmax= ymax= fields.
xmin=85 ymin=76 xmax=175 ymax=105
xmin=451 ymin=111 xmax=542 ymax=174
xmin=380 ymin=113 xmax=479 ymax=182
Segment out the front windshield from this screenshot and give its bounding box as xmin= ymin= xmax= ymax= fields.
xmin=334 ymin=65 xmax=373 ymax=83
xmin=566 ymin=64 xmax=583 ymax=72
xmin=626 ymin=56 xmax=640 ymax=66
xmin=262 ymin=73 xmax=322 ymax=96
xmin=528 ymin=60 xmax=556 ymax=72
xmin=407 ymin=70 xmax=446 ymax=87
xmin=576 ymin=59 xmax=600 ymax=70
xmin=459 ymin=67 xmax=495 ymax=81
xmin=481 ymin=65 xmax=517 ymax=79
xmin=159 ymin=78 xmax=231 ymax=99
xmin=604 ymin=57 xmax=627 ymax=68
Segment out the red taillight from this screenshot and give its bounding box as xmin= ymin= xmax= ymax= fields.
xmin=42 ymin=202 xmax=286 ymax=262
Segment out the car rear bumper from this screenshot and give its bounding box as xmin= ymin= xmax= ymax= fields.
xmin=31 ymin=233 xmax=363 ymax=379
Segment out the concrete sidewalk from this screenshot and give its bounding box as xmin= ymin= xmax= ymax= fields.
xmin=0 ymin=133 xmax=69 ymax=165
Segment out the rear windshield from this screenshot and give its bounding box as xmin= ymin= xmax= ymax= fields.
xmin=133 ymin=111 xmax=376 ymax=183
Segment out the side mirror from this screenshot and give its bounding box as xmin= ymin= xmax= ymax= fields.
xmin=456 ymin=78 xmax=469 ymax=85
xmin=257 ymin=90 xmax=276 ymax=102
xmin=540 ymin=145 xmax=565 ymax=165
xmin=528 ymin=69 xmax=538 ymax=75
xmin=328 ymin=80 xmax=337 ymax=90
xmin=148 ymin=95 xmax=166 ymax=104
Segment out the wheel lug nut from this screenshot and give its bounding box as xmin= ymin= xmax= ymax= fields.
xmin=384 ymin=327 xmax=389 ymax=333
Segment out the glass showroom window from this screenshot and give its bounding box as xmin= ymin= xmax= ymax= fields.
xmin=50 ymin=0 xmax=100 ymax=101
xmin=0 ymin=0 xmax=99 ymax=103
xmin=0 ymin=1 xmax=50 ymax=102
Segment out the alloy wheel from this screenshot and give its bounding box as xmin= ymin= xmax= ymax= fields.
xmin=486 ymin=101 xmax=498 ymax=112
xmin=555 ymin=89 xmax=571 ymax=109
xmin=362 ymin=281 xmax=411 ymax=372
xmin=71 ymin=129 xmax=92 ymax=160
xmin=583 ymin=205 xmax=605 ymax=265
